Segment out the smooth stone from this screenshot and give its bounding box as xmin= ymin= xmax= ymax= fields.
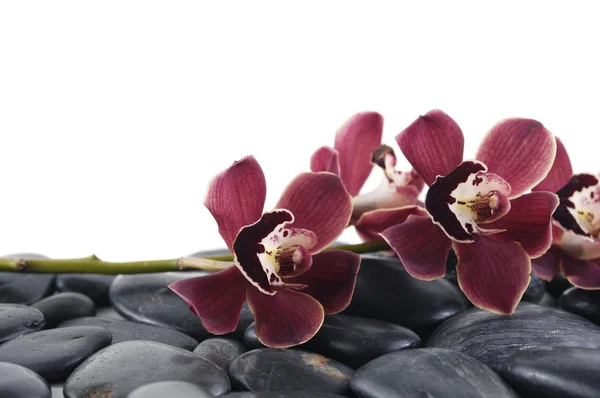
xmin=244 ymin=315 xmax=421 ymax=368
xmin=427 ymin=302 xmax=600 ymax=371
xmin=55 ymin=274 xmax=115 ymax=306
xmin=194 ymin=338 xmax=246 ymax=370
xmin=0 ymin=362 xmax=51 ymax=398
xmin=127 ymin=381 xmax=213 ymax=398
xmin=351 ymin=347 xmax=516 ymax=398
xmin=521 ymin=274 xmax=546 ymax=303
xmin=64 ymin=341 xmax=230 ymax=397
xmin=225 ymin=393 xmax=345 ymax=398
xmin=32 ymin=292 xmax=96 ymax=327
xmin=60 ymin=317 xmax=198 ymax=350
xmin=0 ymin=304 xmax=45 ymax=343
xmin=229 ymin=349 xmax=353 ymax=395
xmin=96 ymin=306 xmax=126 ymax=319
xmin=0 ymin=326 xmax=112 ymax=382
xmin=0 ymin=253 xmax=54 ymax=305
xmin=538 ymin=292 xmax=558 ymax=307
xmin=559 ymin=287 xmax=600 ymax=325
xmin=546 ymin=273 xmax=573 ymax=298
xmin=109 ymin=272 xmax=253 ymax=340
xmin=344 ymin=255 xmax=467 ymax=337
xmin=501 ymin=346 xmax=600 ymax=398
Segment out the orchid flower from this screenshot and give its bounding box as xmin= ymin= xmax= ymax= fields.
xmin=381 ymin=110 xmax=559 ymax=314
xmin=168 ymin=156 xmax=360 ymax=348
xmin=310 ymin=112 xmax=425 ymax=241
xmin=531 ymin=139 xmax=600 ymax=288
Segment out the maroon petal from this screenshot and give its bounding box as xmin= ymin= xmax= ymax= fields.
xmin=310 ymin=146 xmax=340 ymax=176
xmin=354 ymin=206 xmax=429 ymax=242
xmin=246 ymin=285 xmax=325 ymax=348
xmin=168 ymin=266 xmax=247 ymax=334
xmin=533 ymin=137 xmax=573 ymax=193
xmin=485 ymin=192 xmax=559 ymax=258
xmin=560 ymin=231 xmax=600 ymax=261
xmin=283 ymin=250 xmax=361 ymax=314
xmin=561 ymin=255 xmax=600 ymax=290
xmin=204 ymin=156 xmax=266 ymax=251
xmin=531 ymin=246 xmax=562 ymax=281
xmin=334 ymin=112 xmax=384 ymax=196
xmin=380 ymin=215 xmax=452 ymax=280
xmin=475 ymin=118 xmax=556 ymax=197
xmin=276 ymin=172 xmax=352 ymax=253
xmin=396 ymin=109 xmax=464 ymax=186
xmin=454 ymin=236 xmax=531 ymax=315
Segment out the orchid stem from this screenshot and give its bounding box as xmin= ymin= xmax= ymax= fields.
xmin=0 ymin=241 xmax=390 ymax=274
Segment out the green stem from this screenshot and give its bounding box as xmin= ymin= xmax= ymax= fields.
xmin=0 ymin=240 xmax=390 ymax=274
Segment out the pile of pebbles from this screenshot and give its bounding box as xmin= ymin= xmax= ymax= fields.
xmin=0 ymin=253 xmax=599 ymax=398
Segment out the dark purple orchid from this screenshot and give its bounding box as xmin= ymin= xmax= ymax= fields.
xmin=310 ymin=112 xmax=425 ymax=241
xmin=381 ymin=110 xmax=559 ymax=314
xmin=168 ymin=156 xmax=360 ymax=348
xmin=532 ymin=138 xmax=600 ymax=289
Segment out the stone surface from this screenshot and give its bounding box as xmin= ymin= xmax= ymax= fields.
xmin=229 ymin=349 xmax=353 ymax=395
xmin=109 ymin=272 xmax=253 ymax=340
xmin=501 ymin=346 xmax=600 ymax=398
xmin=0 ymin=253 xmax=54 ymax=305
xmin=0 ymin=304 xmax=45 ymax=343
xmin=225 ymin=393 xmax=345 ymax=398
xmin=64 ymin=341 xmax=230 ymax=398
xmin=127 ymin=381 xmax=213 ymax=398
xmin=244 ymin=315 xmax=421 ymax=368
xmin=546 ymin=273 xmax=573 ymax=298
xmin=55 ymin=274 xmax=115 ymax=306
xmin=344 ymin=255 xmax=467 ymax=337
xmin=428 ymin=302 xmax=600 ymax=371
xmin=32 ymin=292 xmax=96 ymax=327
xmin=60 ymin=317 xmax=198 ymax=350
xmin=559 ymin=287 xmax=600 ymax=325
xmin=0 ymin=326 xmax=112 ymax=382
xmin=521 ymin=274 xmax=546 ymax=303
xmin=351 ymin=348 xmax=517 ymax=398
xmin=0 ymin=362 xmax=51 ymax=398
xmin=193 ymin=338 xmax=246 ymax=370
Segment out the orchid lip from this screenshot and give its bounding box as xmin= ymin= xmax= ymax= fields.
xmin=554 ymin=173 xmax=600 ymax=238
xmin=425 ymin=160 xmax=511 ymax=242
xmin=232 ymin=209 xmax=316 ymax=296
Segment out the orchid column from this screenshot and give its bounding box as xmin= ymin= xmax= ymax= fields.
xmin=381 ymin=110 xmax=559 ymax=314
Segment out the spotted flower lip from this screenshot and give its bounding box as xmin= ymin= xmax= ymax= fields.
xmin=309 ymin=112 xmax=424 ymax=241
xmin=383 ymin=110 xmax=559 ymax=314
xmin=168 ymin=156 xmax=360 ymax=348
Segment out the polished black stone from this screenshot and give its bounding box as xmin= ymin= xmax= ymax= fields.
xmin=224 ymin=393 xmax=345 ymax=398
xmin=0 ymin=253 xmax=54 ymax=305
xmin=428 ymin=303 xmax=600 ymax=371
xmin=109 ymin=272 xmax=253 ymax=340
xmin=229 ymin=349 xmax=353 ymax=395
xmin=501 ymin=346 xmax=600 ymax=398
xmin=0 ymin=304 xmax=45 ymax=343
xmin=521 ymin=274 xmax=546 ymax=303
xmin=351 ymin=348 xmax=517 ymax=398
xmin=127 ymin=381 xmax=214 ymax=398
xmin=32 ymin=292 xmax=96 ymax=327
xmin=193 ymin=338 xmax=246 ymax=370
xmin=60 ymin=317 xmax=198 ymax=350
xmin=244 ymin=314 xmax=421 ymax=368
xmin=559 ymin=287 xmax=600 ymax=325
xmin=546 ymin=273 xmax=573 ymax=298
xmin=55 ymin=274 xmax=115 ymax=306
xmin=0 ymin=362 xmax=51 ymax=398
xmin=64 ymin=341 xmax=230 ymax=398
xmin=343 ymin=255 xmax=467 ymax=337
xmin=0 ymin=326 xmax=112 ymax=382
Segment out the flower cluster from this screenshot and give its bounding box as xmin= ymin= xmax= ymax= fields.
xmin=170 ymin=109 xmax=593 ymax=348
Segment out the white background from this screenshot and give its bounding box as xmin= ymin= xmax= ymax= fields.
xmin=0 ymin=1 xmax=598 ymax=261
